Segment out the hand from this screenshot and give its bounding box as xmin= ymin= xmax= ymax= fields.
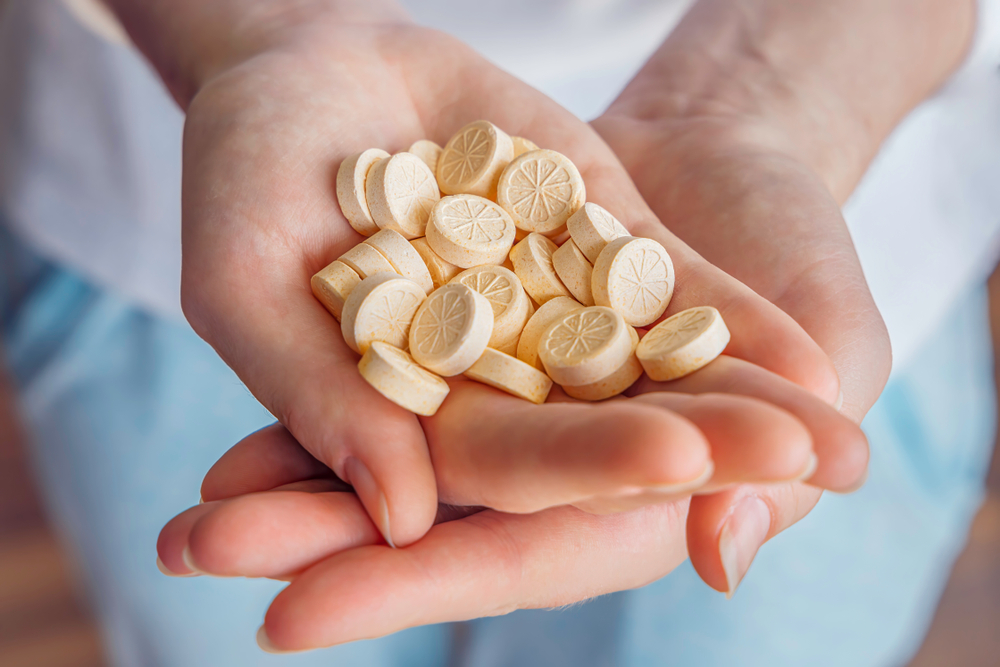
xmin=159 ymin=357 xmax=862 ymax=649
xmin=164 ymin=1 xmax=864 ymax=549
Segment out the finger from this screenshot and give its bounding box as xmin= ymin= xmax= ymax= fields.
xmin=182 ymin=87 xmax=439 ymax=547
xmin=571 ymin=391 xmax=817 ymax=514
xmin=633 ymin=355 xmax=869 ymax=492
xmin=201 ymin=423 xmax=333 ymax=502
xmin=156 ymin=503 xmax=216 ymax=577
xmin=260 ymin=502 xmax=690 ymax=651
xmin=686 ymin=482 xmax=823 ymax=598
xmin=185 ymin=490 xmax=381 ymax=578
xmin=423 ymin=378 xmax=712 ymax=512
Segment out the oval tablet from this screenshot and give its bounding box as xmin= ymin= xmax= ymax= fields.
xmin=336 ymin=149 xmax=390 ymax=236
xmin=338 ymin=242 xmax=398 ymax=279
xmin=538 ymin=306 xmax=633 ymax=386
xmin=407 ymin=140 xmax=443 ymax=173
xmin=516 ymin=295 xmax=584 ymax=370
xmin=366 ymin=152 xmax=441 ymax=239
xmin=592 ymin=237 xmax=675 ymax=327
xmin=437 ymin=120 xmax=514 ymax=199
xmin=341 ymin=273 xmax=425 ymax=354
xmin=450 ymin=265 xmax=531 ymax=353
xmin=497 ymin=149 xmax=585 ymax=234
xmin=311 ymin=260 xmax=362 ymax=321
xmin=552 ymin=239 xmax=595 ymax=306
xmin=566 ymin=202 xmax=631 ymax=263
xmin=509 ymin=233 xmax=574 ymax=304
xmin=426 ymin=194 xmax=516 ymax=268
xmin=464 ymin=348 xmax=553 ymax=404
xmin=511 ymin=136 xmax=539 ymax=158
xmin=359 ymin=342 xmax=450 ymax=416
xmin=410 ymin=237 xmax=460 ymax=289
xmin=637 ymin=306 xmax=730 ymax=381
xmin=409 ymin=283 xmax=494 ymax=376
xmin=365 ymin=229 xmax=434 ymax=294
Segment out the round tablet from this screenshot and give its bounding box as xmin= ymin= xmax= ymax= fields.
xmin=515 ymin=296 xmax=584 ymax=370
xmin=366 ymin=152 xmax=441 ymax=239
xmin=538 ymin=306 xmax=633 ymax=386
xmin=409 ymin=283 xmax=494 ymax=376
xmin=436 ymin=120 xmax=514 ymax=199
xmin=407 ymin=140 xmax=443 ymax=174
xmin=562 ymin=325 xmax=641 ymax=400
xmin=497 ymin=149 xmax=585 ymax=235
xmin=511 ymin=136 xmax=539 ymax=158
xmin=409 ymin=237 xmax=461 ymax=289
xmin=425 ymin=194 xmax=516 ymax=268
xmin=636 ymin=306 xmax=730 ymax=381
xmin=364 ymin=229 xmax=434 ymax=294
xmin=336 ymin=149 xmax=390 ymax=236
xmin=358 ymin=342 xmax=450 ymax=416
xmin=566 ymin=202 xmax=631 ymax=263
xmin=552 ymin=239 xmax=595 ymax=306
xmin=592 ymin=237 xmax=675 ymax=327
xmin=509 ymin=233 xmax=574 ymax=304
xmin=340 ymin=273 xmax=425 ymax=354
xmin=338 ymin=242 xmax=397 ymax=279
xmin=310 ymin=260 xmax=362 ymax=321
xmin=464 ymin=348 xmax=553 ymax=404
xmin=450 ymin=265 xmax=531 ymax=352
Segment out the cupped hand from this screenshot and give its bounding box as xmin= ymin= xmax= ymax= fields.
xmin=177 ymin=5 xmax=862 ymax=551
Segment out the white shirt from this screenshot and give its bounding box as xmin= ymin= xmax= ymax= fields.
xmin=1 ymin=0 xmax=999 ymax=370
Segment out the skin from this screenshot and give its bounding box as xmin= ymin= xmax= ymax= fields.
xmin=96 ymin=0 xmax=972 ymax=653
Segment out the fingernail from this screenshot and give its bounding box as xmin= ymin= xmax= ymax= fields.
xmin=833 ymin=467 xmax=869 ymax=495
xmin=156 ymin=556 xmax=199 ymax=578
xmin=645 ymin=460 xmax=715 ymax=494
xmin=198 ymin=496 xmax=204 ymax=504
xmin=793 ymin=453 xmax=819 ymax=483
xmin=344 ymin=456 xmax=396 ymax=548
xmin=833 ymin=389 xmax=844 ymax=412
xmin=181 ymin=546 xmax=203 ymax=574
xmin=719 ymin=495 xmax=771 ymax=599
xmin=257 ymin=626 xmax=299 ymax=654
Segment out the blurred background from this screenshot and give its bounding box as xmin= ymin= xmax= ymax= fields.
xmin=0 ymin=275 xmax=997 ymax=666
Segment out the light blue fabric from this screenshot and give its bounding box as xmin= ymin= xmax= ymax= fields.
xmin=1 ymin=222 xmax=996 ymax=667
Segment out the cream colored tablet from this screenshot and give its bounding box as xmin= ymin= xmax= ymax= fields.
xmin=410 ymin=237 xmax=461 ymax=289
xmin=366 ymin=152 xmax=441 ymax=239
xmin=407 ymin=140 xmax=443 ymax=173
xmin=340 ymin=273 xmax=425 ymax=354
xmin=409 ymin=283 xmax=495 ymax=376
xmin=364 ymin=229 xmax=434 ymax=294
xmin=338 ymin=242 xmax=397 ymax=279
xmin=436 ymin=120 xmax=514 ymax=199
xmin=562 ymin=326 xmax=642 ymax=400
xmin=516 ymin=296 xmax=584 ymax=370
xmin=511 ymin=136 xmax=539 ymax=158
xmin=311 ymin=260 xmax=362 ymax=320
xmin=336 ymin=149 xmax=390 ymax=237
xmin=450 ymin=265 xmax=531 ymax=353
xmin=538 ymin=306 xmax=633 ymax=386
xmin=552 ymin=239 xmax=595 ymax=306
xmin=464 ymin=348 xmax=553 ymax=404
xmin=592 ymin=237 xmax=675 ymax=327
xmin=425 ymin=194 xmax=516 ymax=268
xmin=637 ymin=306 xmax=730 ymax=381
xmin=358 ymin=342 xmax=450 ymax=416
xmin=509 ymin=233 xmax=574 ymax=304
xmin=497 ymin=149 xmax=585 ymax=235
xmin=566 ymin=202 xmax=631 ymax=263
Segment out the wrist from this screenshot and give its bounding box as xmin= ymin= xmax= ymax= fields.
xmin=104 ymin=0 xmax=409 ymax=108
xmin=604 ymin=0 xmax=975 ymax=202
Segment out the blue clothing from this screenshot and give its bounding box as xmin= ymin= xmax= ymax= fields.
xmin=1 ymin=223 xmax=996 ymax=666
